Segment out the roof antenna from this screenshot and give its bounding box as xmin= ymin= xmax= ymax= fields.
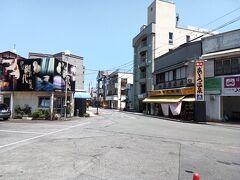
xmin=12 ymin=44 xmax=17 ymax=53
xmin=176 ymin=13 xmax=179 ymax=26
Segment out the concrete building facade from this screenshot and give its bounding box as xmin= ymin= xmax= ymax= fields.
xmin=0 ymin=51 xmax=83 ymax=119
xmin=202 ymin=29 xmax=240 ymax=122
xmin=105 ymin=71 xmax=133 ymax=110
xmin=133 ymin=0 xmax=210 ymax=112
xmin=145 ymin=41 xmax=202 ymax=119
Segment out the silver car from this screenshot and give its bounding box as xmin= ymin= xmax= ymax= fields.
xmin=0 ymin=103 xmax=11 ymax=120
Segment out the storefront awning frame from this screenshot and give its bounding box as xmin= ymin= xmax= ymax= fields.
xmin=143 ymin=95 xmax=185 ymax=103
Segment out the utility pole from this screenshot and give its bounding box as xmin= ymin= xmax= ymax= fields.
xmin=96 ymin=71 xmax=100 ymax=115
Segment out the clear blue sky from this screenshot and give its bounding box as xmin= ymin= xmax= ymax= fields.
xmin=1 ymin=0 xmax=240 ymax=90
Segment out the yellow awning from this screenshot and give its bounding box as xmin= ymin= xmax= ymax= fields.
xmin=143 ymin=95 xmax=185 ymax=103
xmin=182 ymin=96 xmax=195 ymax=102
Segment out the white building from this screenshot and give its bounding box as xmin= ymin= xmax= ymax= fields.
xmin=105 ymin=71 xmax=133 ymax=110
xmin=133 ymin=0 xmax=212 ymax=112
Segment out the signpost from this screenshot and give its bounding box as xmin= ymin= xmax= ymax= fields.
xmin=194 ymin=60 xmax=206 ymax=122
xmin=195 ymin=60 xmax=204 ymax=101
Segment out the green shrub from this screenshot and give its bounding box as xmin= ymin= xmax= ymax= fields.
xmin=32 ymin=111 xmax=40 ymax=119
xmin=14 ymin=104 xmax=32 ymax=117
xmin=14 ymin=105 xmax=24 ymax=117
xmin=32 ymin=109 xmax=50 ymax=120
xmin=23 ymin=104 xmax=32 ymax=116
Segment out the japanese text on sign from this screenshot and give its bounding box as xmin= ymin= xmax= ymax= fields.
xmin=195 ymin=60 xmax=204 ymax=101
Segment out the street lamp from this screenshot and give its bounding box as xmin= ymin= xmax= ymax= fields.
xmin=64 ymin=50 xmax=70 ymax=120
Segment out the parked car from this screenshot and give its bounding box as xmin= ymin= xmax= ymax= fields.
xmin=0 ymin=103 xmax=11 ymax=120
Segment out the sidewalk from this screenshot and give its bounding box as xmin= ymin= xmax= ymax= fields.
xmin=123 ymin=111 xmax=240 ymax=128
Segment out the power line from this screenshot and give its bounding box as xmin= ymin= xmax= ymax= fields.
xmin=189 ymin=14 xmax=240 ymax=42
xmin=87 ymin=7 xmax=240 ymax=87
xmin=201 ymin=7 xmax=240 ymax=28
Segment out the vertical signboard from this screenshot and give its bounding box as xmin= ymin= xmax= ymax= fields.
xmin=195 ymin=60 xmax=204 ymax=101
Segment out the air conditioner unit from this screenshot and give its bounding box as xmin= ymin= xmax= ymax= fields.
xmin=187 ymin=78 xmax=194 ymax=84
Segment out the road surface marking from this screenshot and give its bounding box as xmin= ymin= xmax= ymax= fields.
xmin=0 ymin=122 xmax=90 ymax=149
xmin=0 ymin=130 xmax=44 ymax=135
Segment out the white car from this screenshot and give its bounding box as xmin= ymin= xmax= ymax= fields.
xmin=0 ymin=103 xmax=11 ymax=120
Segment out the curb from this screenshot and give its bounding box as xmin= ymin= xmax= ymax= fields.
xmin=122 ymin=111 xmax=240 ymax=128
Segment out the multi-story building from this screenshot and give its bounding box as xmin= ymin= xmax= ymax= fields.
xmin=105 ymin=71 xmax=133 ymax=110
xmin=145 ymin=41 xmax=202 ymax=120
xmin=29 ymin=52 xmax=84 ymax=90
xmin=202 ymin=29 xmax=240 ymax=122
xmin=0 ymin=51 xmax=77 ymax=118
xmin=133 ymin=0 xmax=211 ymax=112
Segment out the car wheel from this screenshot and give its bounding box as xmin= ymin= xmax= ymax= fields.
xmin=3 ymin=117 xmax=8 ymax=120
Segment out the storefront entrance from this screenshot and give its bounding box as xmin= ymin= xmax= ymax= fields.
xmin=53 ymin=97 xmax=65 ymax=116
xmin=222 ymin=96 xmax=240 ymax=121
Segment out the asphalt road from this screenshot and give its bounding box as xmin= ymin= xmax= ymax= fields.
xmin=0 ymin=108 xmax=240 ymax=180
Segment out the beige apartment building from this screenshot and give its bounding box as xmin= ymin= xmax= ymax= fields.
xmin=133 ymin=0 xmax=210 ymax=112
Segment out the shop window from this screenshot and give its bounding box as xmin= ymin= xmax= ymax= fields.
xmin=38 ymin=97 xmax=50 ymax=108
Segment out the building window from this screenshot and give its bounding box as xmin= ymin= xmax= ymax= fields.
xmin=141 ymin=38 xmax=147 ymax=47
xmin=215 ymin=60 xmax=223 ymax=75
xmin=165 ymin=72 xmax=169 ymax=82
xmin=214 ymin=57 xmax=240 ymax=76
xmin=173 ymin=69 xmax=177 ymax=80
xmin=169 ymin=71 xmax=173 ymax=81
xmin=231 ymin=58 xmax=239 ymax=73
xmin=156 ymin=73 xmax=165 ymax=84
xmin=223 ymin=59 xmax=231 ymax=74
xmin=140 ymin=84 xmax=146 ymax=94
xmin=180 ymin=67 xmax=186 ymax=78
xmin=186 ymin=35 xmax=190 ymax=43
xmin=169 ymin=32 xmax=173 ymax=45
xmin=38 ymin=97 xmax=50 ymax=108
xmin=176 ymin=68 xmax=181 ymax=79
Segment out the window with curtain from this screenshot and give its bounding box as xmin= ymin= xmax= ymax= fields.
xmin=38 ymin=97 xmax=50 ymax=108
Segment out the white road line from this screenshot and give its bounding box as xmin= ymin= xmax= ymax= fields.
xmin=0 ymin=122 xmax=90 ymax=149
xmin=123 ymin=115 xmax=137 ymax=119
xmin=0 ymin=130 xmax=44 ymax=135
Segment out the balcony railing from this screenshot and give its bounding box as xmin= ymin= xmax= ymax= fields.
xmin=155 ymin=78 xmax=187 ymax=90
